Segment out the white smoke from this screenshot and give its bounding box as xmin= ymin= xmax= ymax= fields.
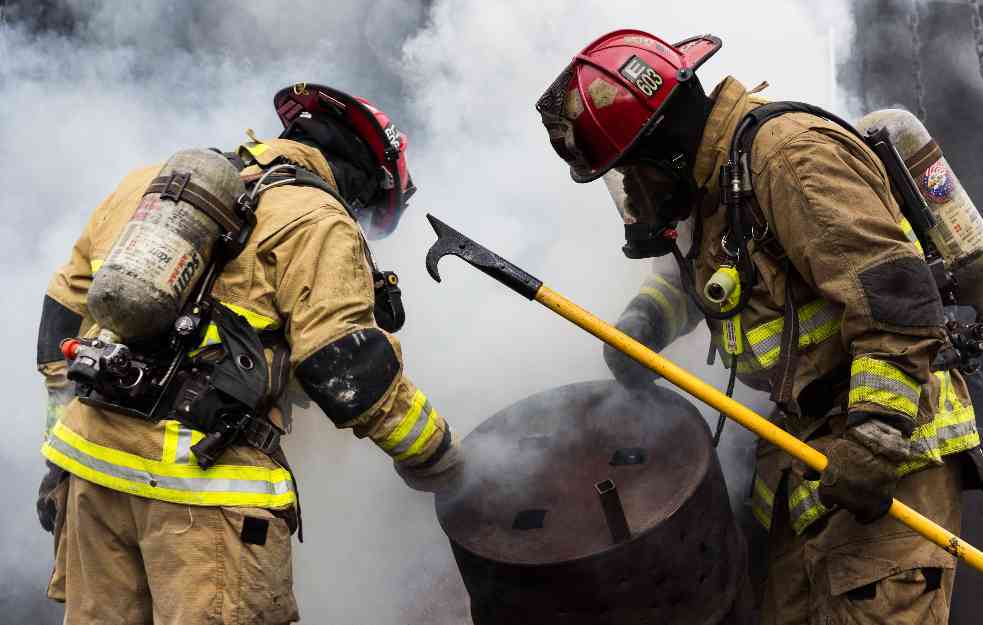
xmin=0 ymin=1 xmax=854 ymax=623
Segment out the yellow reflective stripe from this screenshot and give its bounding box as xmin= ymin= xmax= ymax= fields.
xmin=641 ymin=275 xmax=689 ymax=338
xmin=797 ymin=299 xmax=841 ymax=348
xmin=197 ymin=325 xmax=222 ymax=349
xmin=715 ymin=266 xmax=744 ymax=356
xmin=48 ymin=421 xmax=292 ymax=483
xmin=90 ymin=259 xmax=104 ymax=273
xmin=754 ymin=476 xmax=775 ymax=506
xmin=379 ymin=390 xmax=427 ymax=451
xmin=648 ymin=274 xmax=685 ymax=302
xmin=898 ymin=371 xmax=979 ymax=472
xmin=899 ymin=218 xmax=925 ymax=256
xmin=43 ymin=422 xmax=294 ymax=507
xmin=849 ymin=356 xmax=921 ymax=419
xmin=162 ymin=420 xmax=181 ymax=463
xmin=221 ymin=302 xmax=278 ymax=331
xmin=745 ymin=318 xmax=783 ymax=367
xmin=639 ymin=287 xmax=680 ymax=332
xmin=789 ymin=480 xmax=828 ymax=535
xmin=745 ymin=299 xmax=841 ymax=368
xmin=186 ymin=429 xmax=206 ymax=466
xmin=244 ymin=141 xmax=269 ymax=158
xmin=395 ymin=410 xmax=439 ymax=462
xmin=163 ymin=421 xmax=201 ymax=465
xmin=752 ymin=503 xmax=773 ymax=530
xmin=193 ymin=301 xmax=279 ymax=352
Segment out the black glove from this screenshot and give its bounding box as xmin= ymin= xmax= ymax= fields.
xmin=816 ymin=418 xmax=909 ymax=524
xmin=37 ymin=461 xmax=68 ymax=533
xmin=604 ymin=295 xmax=670 ymax=389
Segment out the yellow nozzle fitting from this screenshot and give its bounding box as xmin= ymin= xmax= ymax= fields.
xmin=705 ymin=266 xmax=739 ymax=304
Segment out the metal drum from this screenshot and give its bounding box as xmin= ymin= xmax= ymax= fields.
xmin=436 ymin=380 xmax=752 ymax=625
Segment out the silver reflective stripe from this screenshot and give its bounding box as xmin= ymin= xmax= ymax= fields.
xmin=790 ymin=485 xmax=822 ymax=522
xmin=911 ymin=420 xmax=978 ymax=457
xmin=850 ymin=372 xmax=921 ymax=405
xmin=800 ymin=303 xmax=838 ymax=343
xmin=48 ymin=435 xmax=293 ymax=496
xmin=175 ymin=426 xmax=194 ymax=464
xmin=391 ymin=400 xmax=433 ymax=456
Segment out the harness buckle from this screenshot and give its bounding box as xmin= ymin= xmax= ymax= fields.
xmin=160 ymin=172 xmax=191 ymax=202
xmin=245 ymin=418 xmax=281 ymax=455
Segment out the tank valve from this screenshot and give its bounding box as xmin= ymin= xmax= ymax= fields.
xmin=704 ymin=265 xmax=739 ymax=304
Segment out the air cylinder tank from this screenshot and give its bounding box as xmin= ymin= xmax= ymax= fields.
xmin=87 ymin=149 xmax=245 ymax=341
xmin=435 ymin=380 xmax=752 ymax=625
xmin=857 ymin=109 xmax=983 ymax=314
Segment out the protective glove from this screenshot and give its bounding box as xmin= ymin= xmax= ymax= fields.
xmin=816 ymin=417 xmax=910 ymax=524
xmin=604 ymin=295 xmax=669 ymax=389
xmin=37 ymin=461 xmax=68 ymax=533
xmin=396 ymin=432 xmax=465 ymax=494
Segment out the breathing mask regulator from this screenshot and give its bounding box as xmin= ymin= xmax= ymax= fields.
xmin=609 ymin=78 xmax=710 ymax=259
xmin=279 ymin=113 xmax=406 ymax=333
xmin=615 ymin=154 xmax=694 ymax=259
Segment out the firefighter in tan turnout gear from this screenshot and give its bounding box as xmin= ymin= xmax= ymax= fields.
xmin=34 ymin=83 xmax=459 ymax=625
xmin=537 ymin=30 xmax=982 ymax=624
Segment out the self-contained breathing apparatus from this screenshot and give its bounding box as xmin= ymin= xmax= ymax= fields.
xmin=704 ymin=103 xmax=983 ymax=374
xmin=60 ymin=148 xmax=406 ymax=469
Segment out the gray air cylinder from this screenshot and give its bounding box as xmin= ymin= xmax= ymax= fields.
xmin=435 ymin=380 xmax=753 ymax=625
xmin=856 ymin=109 xmax=983 ymax=315
xmin=87 ymin=149 xmax=245 ymax=341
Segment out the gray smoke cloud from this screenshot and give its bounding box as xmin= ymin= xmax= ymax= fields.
xmin=0 ymin=1 xmax=857 ymax=623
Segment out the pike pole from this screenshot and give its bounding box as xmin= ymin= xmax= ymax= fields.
xmin=424 ymin=213 xmax=983 ymax=575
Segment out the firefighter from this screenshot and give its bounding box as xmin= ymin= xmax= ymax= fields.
xmin=34 ymin=83 xmax=460 ymax=625
xmin=536 ymin=30 xmax=981 ymax=624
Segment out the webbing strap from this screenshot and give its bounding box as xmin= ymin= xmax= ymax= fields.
xmin=770 ymin=264 xmax=801 ymax=413
xmin=734 ymin=101 xmax=866 ymax=158
xmin=145 ymin=174 xmax=244 ymax=235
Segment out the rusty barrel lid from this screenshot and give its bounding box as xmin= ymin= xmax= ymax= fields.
xmin=435 ymin=380 xmax=712 ymax=566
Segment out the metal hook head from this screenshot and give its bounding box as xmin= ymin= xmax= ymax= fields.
xmin=423 ymin=214 xmax=543 ymax=299
xmin=425 ymin=213 xmax=460 ymax=282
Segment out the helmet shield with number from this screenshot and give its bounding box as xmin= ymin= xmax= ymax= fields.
xmin=536 ymin=30 xmax=721 ymax=183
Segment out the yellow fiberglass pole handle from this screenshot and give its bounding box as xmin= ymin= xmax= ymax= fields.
xmin=534 ymin=285 xmax=983 ymax=573
xmin=423 ymin=213 xmax=983 ymax=573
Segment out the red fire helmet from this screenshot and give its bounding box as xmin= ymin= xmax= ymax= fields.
xmin=537 ymin=30 xmax=722 ymax=183
xmin=274 ymin=83 xmax=416 ymax=238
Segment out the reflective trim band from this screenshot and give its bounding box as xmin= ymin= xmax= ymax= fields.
xmin=391 ymin=401 xmax=434 ymax=456
xmin=379 ymin=390 xmax=427 ymax=452
xmin=175 ymin=427 xmax=192 ymax=464
xmin=639 ymin=274 xmax=688 ymax=339
xmin=754 ymin=475 xmax=775 ymax=506
xmin=244 ymin=141 xmax=269 ymax=158
xmin=745 ymin=299 xmax=841 ymax=369
xmin=42 ymin=422 xmax=295 ymax=508
xmin=90 ymin=259 xmax=104 ymax=273
xmin=750 ymin=477 xmax=775 ymax=530
xmin=789 ymin=480 xmax=828 ymax=535
xmin=394 ymin=409 xmax=439 ymax=463
xmin=162 ymin=420 xmax=180 ymax=463
xmin=194 ymin=301 xmax=280 ymax=351
xmin=899 ymin=218 xmax=925 ymax=256
xmin=849 ymin=356 xmax=921 ymax=419
xmin=752 ymin=502 xmax=773 ymax=530
xmin=900 ymin=371 xmax=979 ymax=472
xmin=790 ymin=371 xmax=979 ymax=534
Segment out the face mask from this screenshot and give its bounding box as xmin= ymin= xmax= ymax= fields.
xmin=611 ymin=161 xmax=696 ymax=258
